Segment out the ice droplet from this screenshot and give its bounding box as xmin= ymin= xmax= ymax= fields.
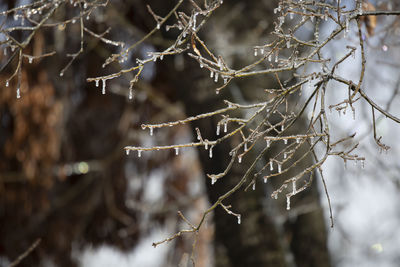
xmin=216 ymin=125 xmax=220 ymax=135
xmin=211 ymin=178 xmax=216 ymax=185
xmin=214 ymin=72 xmax=219 ymax=83
xmin=156 ymin=23 xmax=160 ymax=29
xmin=264 ymin=177 xmax=267 ymax=183
xmin=200 ymin=63 xmax=204 ymax=68
xmin=284 ymin=152 xmax=287 ymax=159
xmin=244 ymin=142 xmax=248 ymax=151
xmin=28 ymin=57 xmax=33 ymax=64
xmin=266 ymin=139 xmax=271 ymax=148
xmin=138 ymin=150 xmax=142 ymax=157
xmin=6 ymin=81 xmax=9 ymax=87
xmin=16 ymin=87 xmax=21 ymax=99
xmin=175 ymin=148 xmax=179 ymax=155
xmin=284 ymin=139 xmax=287 ymax=144
xmin=126 ymin=149 xmax=130 ymax=155
xmin=237 ymin=215 xmax=241 ymax=225
xmin=224 ymin=122 xmax=227 ymax=133
xmin=278 ymin=163 xmax=282 ymax=173
xmin=270 ymin=161 xmax=273 ymax=171
xmin=238 ymin=155 xmax=242 ymax=163
xmin=252 ymin=183 xmax=256 ymax=191
xmin=149 ymin=127 xmax=153 ymax=136
xmin=210 ymin=71 xmax=214 ymax=78
xmin=268 ymin=54 xmax=272 ymax=62
xmin=254 ymin=48 xmax=258 ymax=56
xmin=209 ymin=146 xmax=213 ymax=158
xmin=95 ymin=80 xmax=99 ymax=87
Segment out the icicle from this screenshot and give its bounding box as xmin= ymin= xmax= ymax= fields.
xmin=160 ymin=55 xmax=164 ymax=60
xmin=197 ymin=131 xmax=201 ymax=141
xmin=72 ymin=19 xmax=76 ymax=24
xmin=214 ymin=72 xmax=219 ymax=83
xmin=292 ymin=180 xmax=297 ymax=194
xmin=345 ymin=17 xmax=349 ymax=33
xmin=290 ymin=12 xmax=294 ymax=20
xmin=264 ymin=177 xmax=267 ymax=183
xmin=16 ymin=87 xmax=20 ymax=99
xmin=28 ymin=57 xmax=33 ymax=64
xmin=95 ymin=79 xmax=99 ymax=87
xmin=204 ymin=142 xmax=208 ymax=150
xmin=238 ymin=155 xmax=242 ymax=163
xmin=275 ymin=53 xmax=278 ymax=63
xmin=224 ymin=122 xmax=227 ymax=133
xmin=129 ymin=87 xmax=133 ymax=100
xmin=252 ymin=183 xmax=256 ymax=191
xmin=211 ymin=178 xmax=216 ymax=185
xmin=286 ymin=196 xmax=291 ymax=210
xmin=175 ymin=148 xmax=179 ymax=155
xmin=260 ymin=48 xmax=264 ymax=54
xmin=216 ymin=124 xmax=220 ymax=135
xmin=209 ymin=146 xmax=213 ymax=158
xmin=6 ymin=81 xmax=9 ymax=87
xmin=254 ymin=48 xmax=258 ymax=56
xmin=156 ymin=23 xmax=161 ymax=29
xmin=296 ymin=138 xmax=300 ymax=143
xmin=223 ymin=77 xmax=228 ymax=84
xmin=84 ymin=2 xmax=88 ymax=8
xmin=284 ymin=139 xmax=287 ymax=145
xmin=286 ymin=40 xmax=290 ymax=48
xmin=200 ymin=63 xmax=204 ymax=68
xmin=270 ymin=161 xmax=273 ymax=171
xmin=284 ymin=152 xmax=287 ymax=159
xmin=126 ymin=149 xmax=130 ymax=155
xmin=278 ymin=163 xmax=282 ymax=173
xmin=149 ymin=127 xmax=153 ymax=136
xmin=237 ymin=215 xmax=241 ymax=225
xmin=274 ymin=193 xmax=278 ymax=200
xmin=281 ymin=124 xmax=284 ymax=132
xmin=244 ymin=142 xmax=248 ymax=151
xmin=309 ymin=136 xmax=314 ymax=145
xmin=268 ymin=54 xmax=272 ymax=62
xmin=266 ymin=139 xmax=271 ymax=148
xmin=210 ymin=71 xmax=214 ymax=78
xmin=137 ymin=150 xmax=143 ymax=158
xmin=102 ymin=79 xmax=106 ymax=94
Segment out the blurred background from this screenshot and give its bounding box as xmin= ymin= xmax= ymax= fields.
xmin=1 ymin=0 xmax=400 ymax=266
